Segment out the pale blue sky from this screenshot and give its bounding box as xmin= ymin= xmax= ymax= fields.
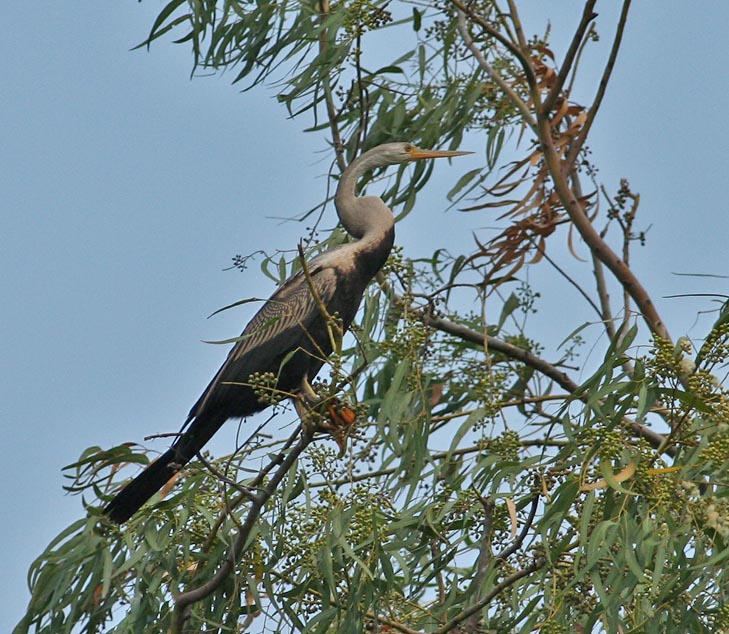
xmin=3 ymin=3 xmax=728 ymax=629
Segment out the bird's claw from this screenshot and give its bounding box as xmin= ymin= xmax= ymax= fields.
xmin=299 ymin=377 xmax=321 ymax=406
xmin=295 ymin=382 xmax=358 ymax=454
xmin=320 ymin=399 xmax=357 ymax=454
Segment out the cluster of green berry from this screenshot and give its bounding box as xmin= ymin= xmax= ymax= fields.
xmin=479 ymin=429 xmax=522 ymax=462
xmin=341 ymin=0 xmax=392 ymax=39
xmin=248 ymin=371 xmax=284 ymax=405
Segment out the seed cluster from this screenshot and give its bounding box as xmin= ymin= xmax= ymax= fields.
xmin=248 ymin=371 xmax=284 ymax=405
xmin=340 ymin=0 xmax=393 ymax=39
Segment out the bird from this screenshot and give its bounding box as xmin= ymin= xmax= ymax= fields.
xmin=103 ymin=142 xmax=471 ymax=523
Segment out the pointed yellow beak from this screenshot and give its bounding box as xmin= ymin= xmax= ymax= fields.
xmin=407 ymin=147 xmax=474 ymax=160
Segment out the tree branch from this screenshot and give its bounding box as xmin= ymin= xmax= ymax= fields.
xmin=310 ymin=439 xmax=567 ymax=489
xmin=423 ymin=310 xmax=579 ymax=391
xmin=318 ymin=0 xmax=347 ymax=173
xmin=456 ymin=10 xmax=537 ymax=133
xmin=416 ymin=308 xmax=671 ymax=453
xmin=449 ymin=0 xmax=538 ymax=92
xmin=536 ymin=239 xmax=604 ymax=319
xmin=536 ymin=113 xmax=670 ymax=342
xmin=566 ymin=0 xmax=632 ymax=167
xmin=171 ymin=423 xmax=314 ymax=633
xmin=592 ymin=253 xmax=618 ymax=338
xmin=432 ymin=558 xmax=545 ymax=634
xmin=464 ymin=491 xmax=494 ymax=632
xmin=540 ymin=0 xmax=598 ymax=116
xmin=504 ymin=0 xmax=530 ymax=54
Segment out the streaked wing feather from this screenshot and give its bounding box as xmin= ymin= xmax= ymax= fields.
xmin=231 ymin=265 xmax=338 ymax=360
xmin=186 ymin=264 xmax=339 ymax=421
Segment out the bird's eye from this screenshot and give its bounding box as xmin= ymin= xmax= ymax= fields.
xmin=403 ymin=143 xmax=413 ymax=153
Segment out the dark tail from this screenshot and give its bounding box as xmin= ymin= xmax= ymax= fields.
xmin=103 ymin=448 xmax=183 ymax=523
xmin=104 ymin=412 xmax=228 ymax=523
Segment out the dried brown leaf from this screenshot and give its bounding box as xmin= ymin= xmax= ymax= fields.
xmin=506 ymin=498 xmax=518 ymax=538
xmin=567 ymin=223 xmax=588 ymax=262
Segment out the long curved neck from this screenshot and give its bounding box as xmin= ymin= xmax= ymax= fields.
xmin=334 ymin=148 xmax=395 ymax=241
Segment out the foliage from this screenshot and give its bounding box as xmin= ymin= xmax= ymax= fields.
xmin=15 ymin=1 xmax=729 ymax=633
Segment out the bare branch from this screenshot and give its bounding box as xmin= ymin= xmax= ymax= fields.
xmin=592 ymin=254 xmax=618 ymax=339
xmin=318 ymin=0 xmax=347 ymax=173
xmin=536 ymin=240 xmax=604 ymax=319
xmin=195 ymin=451 xmax=257 ymax=502
xmin=495 ymin=493 xmax=539 ymax=561
xmin=566 ymin=0 xmax=632 ymax=167
xmin=565 ymin=172 xmax=618 ymax=345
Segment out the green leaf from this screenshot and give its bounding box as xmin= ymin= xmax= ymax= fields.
xmin=622 ymin=537 xmax=646 ymax=580
xmin=598 ymin=459 xmax=637 ymax=496
xmin=557 ymin=321 xmax=593 ymax=350
xmin=587 ymin=520 xmax=618 ymax=569
xmin=370 ymin=65 xmax=404 ymax=76
xmin=135 ymin=0 xmax=187 ymax=50
xmin=412 ymin=7 xmax=422 ymax=31
xmin=497 ymin=292 xmax=521 ymax=331
xmin=207 ymin=296 xmax=266 ymax=318
xmin=446 ymin=167 xmax=481 ymax=201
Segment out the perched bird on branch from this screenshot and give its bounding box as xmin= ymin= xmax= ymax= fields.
xmin=104 ymin=142 xmax=471 ymax=523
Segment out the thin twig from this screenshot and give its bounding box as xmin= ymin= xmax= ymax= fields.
xmin=535 ymin=240 xmax=604 ymax=318
xmin=464 ymin=491 xmax=495 ymax=632
xmin=574 ymin=172 xmax=636 ymax=369
xmin=576 ymin=177 xmax=634 ymax=375
xmin=592 ymin=254 xmax=618 ymax=339
xmin=354 ymin=32 xmax=369 ymax=154
xmin=318 ymin=0 xmax=347 ymax=173
xmin=568 ymin=171 xmax=620 ymax=344
xmin=504 ymin=0 xmax=530 ymax=53
xmin=195 ymin=451 xmax=257 ymax=502
xmin=495 ymin=493 xmax=539 ymax=561
xmin=432 ymin=558 xmax=545 ymax=634
xmin=566 ymin=0 xmax=632 ymax=168
xmin=297 ymin=242 xmax=342 ymax=356
xmin=449 ymin=0 xmax=538 ymax=91
xmin=540 ymin=0 xmax=598 ymax=116
xmin=565 ymin=23 xmax=596 ymax=99
xmin=456 ymin=10 xmax=537 ymax=132
xmin=171 ymin=424 xmax=314 ymax=633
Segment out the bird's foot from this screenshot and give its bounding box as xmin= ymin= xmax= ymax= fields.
xmin=295 ymin=380 xmax=358 ymax=454
xmin=299 ymin=377 xmax=321 ymax=406
xmin=318 ymin=399 xmax=358 ymax=454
